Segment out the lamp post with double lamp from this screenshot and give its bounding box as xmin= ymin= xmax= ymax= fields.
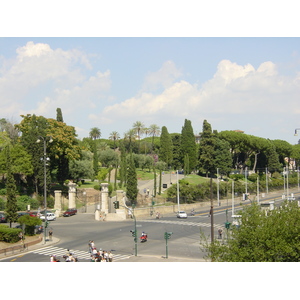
xmin=36 ymin=136 xmax=53 ymax=244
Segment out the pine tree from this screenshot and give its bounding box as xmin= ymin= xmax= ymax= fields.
xmin=180 ymin=119 xmax=197 ymax=173
xmin=4 ymin=146 xmax=18 ymax=227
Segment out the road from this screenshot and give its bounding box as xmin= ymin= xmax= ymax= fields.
xmin=2 ymin=184 xmax=299 ymax=262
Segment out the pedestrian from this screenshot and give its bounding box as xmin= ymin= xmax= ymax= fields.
xmin=208 ymin=208 xmax=212 ymax=217
xmin=104 ymin=250 xmax=109 ymax=262
xmin=108 ymin=251 xmax=113 ymax=262
xmin=147 ymin=188 xmax=150 ymax=195
xmin=218 ymin=228 xmax=223 ymax=239
xmin=49 ymin=229 xmax=53 ymax=241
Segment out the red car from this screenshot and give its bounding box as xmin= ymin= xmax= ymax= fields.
xmin=63 ymin=208 xmax=77 ymax=217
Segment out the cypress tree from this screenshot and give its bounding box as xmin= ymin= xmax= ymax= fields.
xmin=171 ymin=133 xmax=181 ymax=170
xmin=126 ymin=153 xmax=138 ymax=205
xmin=56 ymin=108 xmax=64 ymax=122
xmin=198 ymin=120 xmax=217 ymax=176
xmin=180 ymin=119 xmax=197 ymax=173
xmin=159 ymin=126 xmax=173 ymax=167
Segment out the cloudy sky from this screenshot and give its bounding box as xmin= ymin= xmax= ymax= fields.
xmin=1 ymin=37 xmax=300 ymax=144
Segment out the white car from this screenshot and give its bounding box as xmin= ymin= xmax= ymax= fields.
xmin=40 ymin=213 xmax=56 ymax=221
xmin=177 ymin=211 xmax=187 ymax=218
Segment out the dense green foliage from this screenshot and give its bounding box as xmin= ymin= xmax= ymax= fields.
xmin=18 ymin=214 xmax=42 ymax=235
xmin=201 ymin=201 xmax=300 ymax=262
xmin=1 ymin=112 xmax=300 ymax=211
xmin=0 ymin=225 xmax=22 ymax=243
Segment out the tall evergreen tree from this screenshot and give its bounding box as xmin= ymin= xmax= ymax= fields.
xmin=159 ymin=126 xmax=173 ymax=166
xmin=198 ymin=120 xmax=217 ymax=176
xmin=126 ymin=153 xmax=138 ymax=205
xmin=180 ymin=119 xmax=197 ymax=173
xmin=171 ymin=133 xmax=182 ymax=170
xmin=4 ymin=146 xmax=18 ymax=227
xmin=56 ymin=108 xmax=64 ymax=122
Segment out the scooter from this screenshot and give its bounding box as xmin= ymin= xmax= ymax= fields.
xmin=140 ymin=234 xmax=148 ymax=243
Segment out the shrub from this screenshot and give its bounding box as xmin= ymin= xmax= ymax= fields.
xmin=0 ymin=226 xmax=22 ymax=243
xmin=18 ymin=215 xmax=42 ymax=236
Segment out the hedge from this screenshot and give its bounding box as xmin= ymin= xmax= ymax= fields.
xmin=0 ymin=225 xmax=22 ymax=243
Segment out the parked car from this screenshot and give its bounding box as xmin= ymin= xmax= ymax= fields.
xmin=63 ymin=208 xmax=77 ymax=217
xmin=40 ymin=213 xmax=56 ymax=221
xmin=177 ymin=211 xmax=188 ymax=218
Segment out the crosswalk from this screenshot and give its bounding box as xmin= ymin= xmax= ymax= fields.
xmin=31 ymin=246 xmax=131 ymax=262
xmin=139 ymin=219 xmax=223 ymax=228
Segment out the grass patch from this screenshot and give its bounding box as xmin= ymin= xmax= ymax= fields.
xmin=136 ymin=169 xmax=155 ymax=180
xmin=183 ymin=174 xmax=210 ymax=185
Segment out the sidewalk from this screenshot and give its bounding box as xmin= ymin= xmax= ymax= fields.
xmin=0 ymin=236 xmax=60 ymax=260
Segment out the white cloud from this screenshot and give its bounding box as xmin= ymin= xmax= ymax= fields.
xmin=98 ymin=59 xmax=300 ymax=128
xmin=142 ymin=60 xmax=182 ymax=91
xmin=0 ymin=41 xmax=111 ymax=120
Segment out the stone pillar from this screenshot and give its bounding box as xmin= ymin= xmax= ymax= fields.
xmin=54 ymin=190 xmax=62 ymax=217
xmin=100 ymin=183 xmax=109 ymax=214
xmin=116 ymin=190 xmax=124 ymax=203
xmin=68 ymin=182 xmax=77 ymax=209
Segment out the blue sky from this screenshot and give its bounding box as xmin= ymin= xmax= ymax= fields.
xmin=1 ymin=37 xmax=300 ymax=144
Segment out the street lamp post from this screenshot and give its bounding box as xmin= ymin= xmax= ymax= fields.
xmin=36 ymin=136 xmax=52 ymax=244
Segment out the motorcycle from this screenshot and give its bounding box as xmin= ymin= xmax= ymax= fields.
xmin=140 ymin=233 xmax=148 ymax=243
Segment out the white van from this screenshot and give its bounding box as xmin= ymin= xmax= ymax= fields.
xmin=40 ymin=213 xmax=56 ymax=221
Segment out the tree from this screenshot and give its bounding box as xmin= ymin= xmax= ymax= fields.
xmin=132 ymin=121 xmax=145 ymax=153
xmin=149 ymin=124 xmax=161 ymax=153
xmin=109 ymin=131 xmax=120 ymax=150
xmin=16 ymin=114 xmax=49 ymax=194
xmin=4 ymin=146 xmax=18 ymax=227
xmin=126 ymin=154 xmax=138 ymax=205
xmin=56 ymin=108 xmax=64 ymax=122
xmin=69 ymin=150 xmax=95 ymax=182
xmin=198 ymin=120 xmax=217 ymax=176
xmin=89 ymin=127 xmax=101 ymax=140
xmin=124 ymin=129 xmax=136 ymax=152
xmin=214 ymin=138 xmax=232 ymax=176
xmin=159 ymin=126 xmax=173 ymax=166
xmin=202 ymin=201 xmax=300 ymax=262
xmin=171 ymin=133 xmax=182 ymax=170
xmin=180 ymin=119 xmax=197 ymax=173
xmin=18 ymin=214 xmax=42 ymax=236
xmin=271 ymin=139 xmax=293 ymax=168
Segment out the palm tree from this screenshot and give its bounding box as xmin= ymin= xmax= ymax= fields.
xmin=124 ymin=129 xmax=136 ymax=152
xmin=133 ymin=121 xmax=145 ymax=153
xmin=89 ymin=127 xmax=101 ymax=140
xmin=149 ymin=124 xmax=161 ymax=153
xmin=109 ymin=131 xmax=120 ymax=150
